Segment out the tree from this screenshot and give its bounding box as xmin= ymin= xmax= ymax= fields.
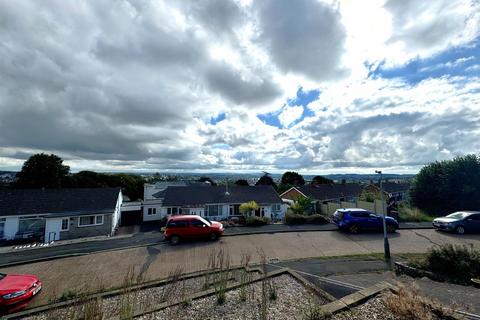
xmin=15 ymin=153 xmax=70 ymax=188
xmin=281 ymin=171 xmax=305 ymax=186
xmin=198 ymin=176 xmax=217 ymax=186
xmin=235 ymin=179 xmax=249 ymax=186
xmin=239 ymin=201 xmax=259 ymax=216
xmin=311 ymin=175 xmax=333 ymax=186
xmin=255 ymin=174 xmax=277 ymax=189
xmin=410 ymin=155 xmax=480 ymax=215
xmin=359 ymin=189 xmax=382 ymax=202
xmin=289 ymin=196 xmax=312 ymax=215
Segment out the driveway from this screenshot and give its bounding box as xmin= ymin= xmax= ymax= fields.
xmin=1 ymin=229 xmax=479 ymax=307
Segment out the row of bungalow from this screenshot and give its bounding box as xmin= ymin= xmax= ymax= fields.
xmin=0 ymin=181 xmax=409 ymax=243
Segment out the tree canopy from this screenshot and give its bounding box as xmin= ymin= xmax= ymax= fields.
xmin=239 ymin=201 xmax=258 ymax=216
xmin=255 ymin=174 xmax=277 ymax=189
xmin=234 ymin=179 xmax=249 ymax=186
xmin=15 ymin=153 xmax=70 ymax=188
xmin=198 ymin=176 xmax=217 ymax=186
xmin=311 ymin=175 xmax=333 ymax=186
xmin=410 ymin=155 xmax=480 ymax=215
xmin=14 ymin=154 xmax=145 ymax=200
xmin=281 ymin=171 xmax=305 ymax=186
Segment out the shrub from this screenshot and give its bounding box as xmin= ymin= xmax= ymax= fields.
xmin=423 ymin=244 xmax=480 ymax=283
xmin=285 ymin=213 xmax=306 ymax=224
xmin=159 ymin=216 xmax=168 ymax=227
xmin=305 ymin=214 xmax=329 ymax=224
xmin=245 ymin=216 xmax=270 ymax=226
xmin=384 ymin=284 xmax=455 ymax=320
xmin=398 ymin=204 xmax=433 ymax=222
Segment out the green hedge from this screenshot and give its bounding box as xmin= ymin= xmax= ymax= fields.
xmin=418 ymin=244 xmax=480 ymax=284
xmin=245 ymin=216 xmax=271 ymax=226
xmin=285 ymin=214 xmax=328 ymax=225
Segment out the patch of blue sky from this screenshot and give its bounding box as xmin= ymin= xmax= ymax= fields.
xmin=210 ymin=112 xmax=226 ymax=125
xmin=369 ymin=40 xmax=479 ymax=85
xmin=258 ymin=87 xmax=320 ymax=128
xmin=211 ymin=143 xmax=231 ymax=150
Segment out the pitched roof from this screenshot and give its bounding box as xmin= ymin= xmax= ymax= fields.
xmin=295 ymin=184 xmax=363 ymax=201
xmin=0 ymin=188 xmax=121 ymax=217
xmin=372 ymin=182 xmax=410 ymax=193
xmin=162 ymin=186 xmax=282 ymax=206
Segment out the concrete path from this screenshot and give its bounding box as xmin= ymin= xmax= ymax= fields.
xmin=1 ymin=229 xmax=478 ymax=308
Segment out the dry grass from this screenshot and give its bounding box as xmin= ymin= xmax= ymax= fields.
xmin=398 ymin=205 xmax=434 ymax=222
xmin=384 ymin=284 xmax=457 ymax=320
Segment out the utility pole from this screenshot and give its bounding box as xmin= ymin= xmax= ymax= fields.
xmin=375 ymin=170 xmax=391 ymax=261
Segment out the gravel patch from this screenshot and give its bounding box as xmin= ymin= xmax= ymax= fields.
xmin=138 ymin=274 xmax=329 ymax=320
xmin=21 ymin=270 xmax=259 ymax=320
xmin=332 ymin=295 xmax=399 ymax=320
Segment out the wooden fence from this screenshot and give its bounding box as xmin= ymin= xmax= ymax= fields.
xmin=319 ymin=199 xmax=387 ymax=216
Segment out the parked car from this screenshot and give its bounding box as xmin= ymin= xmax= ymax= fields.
xmin=332 ymin=208 xmax=399 ymax=234
xmin=432 ymin=211 xmax=480 ymax=234
xmin=164 ymin=215 xmax=224 ymax=245
xmin=0 ymin=273 xmax=42 ymax=310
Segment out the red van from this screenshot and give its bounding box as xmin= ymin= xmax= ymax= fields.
xmin=164 ymin=215 xmax=224 ymax=244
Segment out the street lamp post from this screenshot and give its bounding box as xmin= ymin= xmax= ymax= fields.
xmin=375 ymin=170 xmax=391 ymax=261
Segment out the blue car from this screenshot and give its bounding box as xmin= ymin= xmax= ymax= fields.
xmin=332 ymin=208 xmax=399 ymax=234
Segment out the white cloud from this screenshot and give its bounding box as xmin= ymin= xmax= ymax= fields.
xmin=278 ymin=105 xmax=304 ymax=127
xmin=0 ymin=0 xmax=479 ymax=173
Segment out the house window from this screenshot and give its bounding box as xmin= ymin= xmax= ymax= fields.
xmin=148 ymin=208 xmax=157 ymax=215
xmin=79 ymin=215 xmax=104 ymax=227
xmin=61 ymin=218 xmax=69 ymax=231
xmin=167 ymin=208 xmax=172 ymax=215
xmin=271 ymin=204 xmax=281 ymax=211
xmin=229 ymin=205 xmax=234 ymax=216
xmin=205 ymin=205 xmax=221 ymax=217
xmin=18 ymin=216 xmax=45 ymax=234
xmin=260 ymin=207 xmax=266 ymax=217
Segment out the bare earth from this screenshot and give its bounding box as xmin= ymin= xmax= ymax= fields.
xmin=2 ymin=229 xmax=479 ymax=306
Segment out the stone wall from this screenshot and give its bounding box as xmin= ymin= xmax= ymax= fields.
xmin=60 ymin=214 xmax=113 ymax=240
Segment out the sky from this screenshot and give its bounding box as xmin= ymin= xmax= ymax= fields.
xmin=0 ymin=0 xmax=479 ymax=174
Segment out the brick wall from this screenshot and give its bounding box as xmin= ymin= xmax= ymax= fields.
xmin=280 ymin=188 xmax=304 ymax=201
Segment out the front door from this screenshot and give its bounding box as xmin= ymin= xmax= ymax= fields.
xmin=44 ymin=218 xmax=63 ymax=243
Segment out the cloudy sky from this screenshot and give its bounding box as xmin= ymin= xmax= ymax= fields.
xmin=0 ymin=0 xmax=479 ymax=174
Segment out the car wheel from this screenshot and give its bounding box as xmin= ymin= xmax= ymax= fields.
xmin=170 ymin=235 xmax=180 ymax=245
xmin=348 ymin=225 xmax=359 ymax=234
xmin=210 ymin=233 xmax=218 ymax=241
xmin=456 ymin=226 xmax=465 ymax=235
xmin=387 ymin=224 xmax=396 ymax=233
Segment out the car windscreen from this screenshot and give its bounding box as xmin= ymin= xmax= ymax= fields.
xmin=197 ymin=217 xmax=211 ymax=226
xmin=0 ymin=273 xmax=5 ymax=281
xmin=446 ymin=212 xmax=469 ymax=219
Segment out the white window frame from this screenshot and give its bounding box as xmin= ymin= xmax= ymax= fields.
xmin=205 ymin=205 xmax=221 ymax=217
xmin=147 ymin=208 xmax=157 ymax=215
xmin=61 ymin=218 xmax=69 ymax=231
xmin=78 ymin=215 xmax=104 ymax=227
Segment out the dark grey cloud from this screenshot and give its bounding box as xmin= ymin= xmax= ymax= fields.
xmin=204 ymin=62 xmax=282 ymax=106
xmin=255 ymin=0 xmax=348 ymax=80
